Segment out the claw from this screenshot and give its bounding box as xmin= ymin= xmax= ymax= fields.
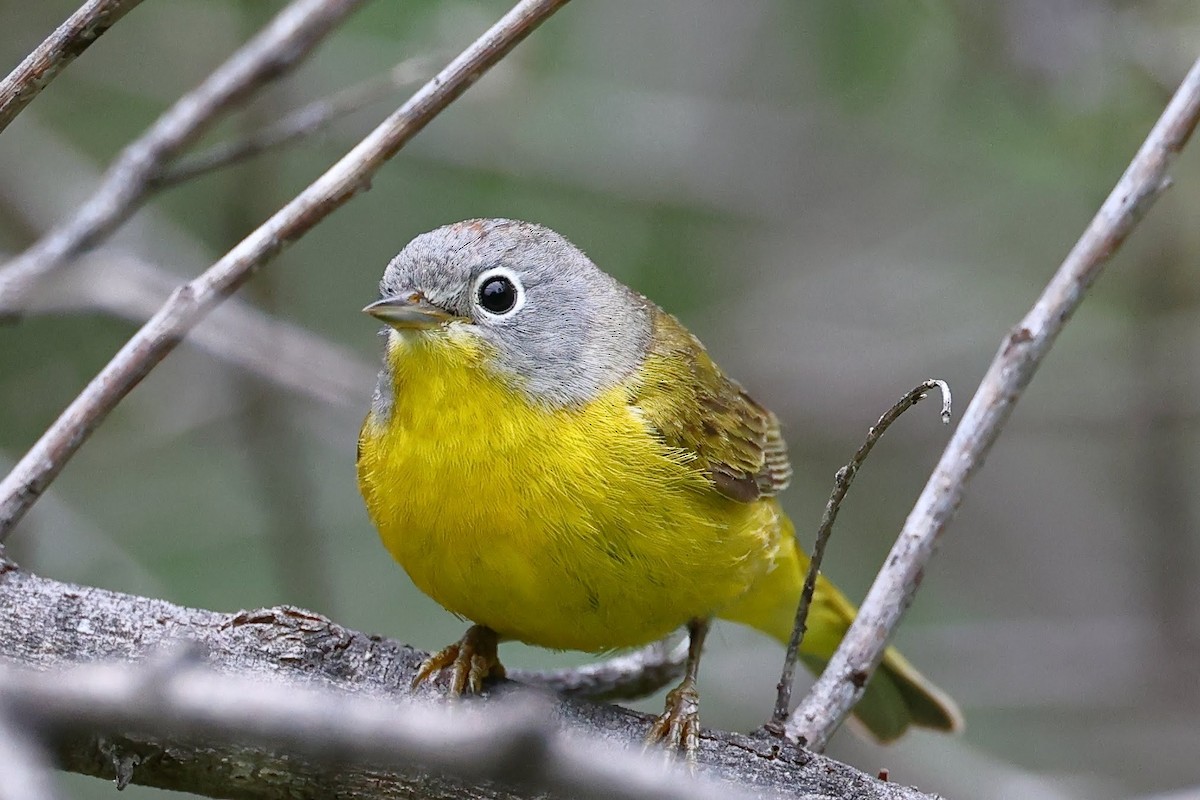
xmin=412 ymin=625 xmax=505 ymax=695
xmin=645 ymin=677 xmax=701 ymax=758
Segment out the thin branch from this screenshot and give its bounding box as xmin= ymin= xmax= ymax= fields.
xmin=0 ymin=0 xmax=368 ymax=315
xmin=769 ymin=380 xmax=951 ymax=728
xmin=0 ymin=558 xmax=937 ymax=800
xmin=0 ymin=0 xmax=574 ymax=542
xmin=0 ymin=708 xmax=62 ymax=800
xmin=0 ymin=0 xmax=145 ymax=133
xmin=786 ymin=55 xmax=1200 ymax=751
xmin=514 ymin=636 xmax=687 ymax=702
xmin=153 ymin=55 xmax=439 ymax=188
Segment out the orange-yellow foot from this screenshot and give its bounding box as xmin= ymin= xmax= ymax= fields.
xmin=646 ymin=676 xmax=701 ymax=756
xmin=412 ymin=624 xmax=506 ymax=695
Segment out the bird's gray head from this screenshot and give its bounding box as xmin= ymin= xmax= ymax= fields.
xmin=367 ymin=219 xmax=652 ymax=408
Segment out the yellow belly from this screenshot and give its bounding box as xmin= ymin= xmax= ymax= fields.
xmin=356 ymin=330 xmax=782 ymax=651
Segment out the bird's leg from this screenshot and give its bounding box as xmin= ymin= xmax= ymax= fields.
xmin=646 ymin=617 xmax=710 ymax=755
xmin=412 ymin=624 xmax=506 ymax=695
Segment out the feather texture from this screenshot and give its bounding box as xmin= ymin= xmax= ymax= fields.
xmin=633 ymin=308 xmax=792 ymax=503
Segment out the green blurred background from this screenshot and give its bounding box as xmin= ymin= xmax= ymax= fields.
xmin=3 ymin=1 xmax=1199 ymax=797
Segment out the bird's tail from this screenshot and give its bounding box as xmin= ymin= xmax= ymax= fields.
xmin=716 ymin=513 xmax=963 ymax=742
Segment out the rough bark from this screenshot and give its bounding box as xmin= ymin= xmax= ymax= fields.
xmin=0 ymin=552 xmax=938 ymax=800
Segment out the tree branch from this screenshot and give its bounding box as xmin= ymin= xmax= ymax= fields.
xmin=0 ymin=556 xmax=937 ymax=800
xmin=152 ymin=55 xmax=439 ymax=189
xmin=0 ymin=0 xmax=574 ymax=542
xmin=0 ymin=0 xmax=145 ymax=134
xmin=2 ymin=660 xmax=747 ymax=800
xmin=512 ymin=636 xmax=686 ymax=703
xmin=0 ymin=0 xmax=368 ymax=314
xmin=785 ymin=55 xmax=1200 ymax=750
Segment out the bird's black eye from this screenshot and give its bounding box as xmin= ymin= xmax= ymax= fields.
xmin=477 ymin=274 xmax=519 ymax=314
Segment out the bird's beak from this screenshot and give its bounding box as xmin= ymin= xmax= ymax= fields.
xmin=362 ymin=294 xmax=463 ymax=330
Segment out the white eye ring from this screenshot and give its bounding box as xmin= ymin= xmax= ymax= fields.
xmin=472 ymin=266 xmax=526 ymax=318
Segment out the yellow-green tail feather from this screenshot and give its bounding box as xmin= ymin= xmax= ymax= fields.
xmin=717 ymin=515 xmax=962 ymax=742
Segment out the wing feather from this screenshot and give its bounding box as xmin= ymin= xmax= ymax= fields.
xmin=631 ymin=307 xmax=791 ymax=503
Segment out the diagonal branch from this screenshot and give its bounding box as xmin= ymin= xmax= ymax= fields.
xmin=0 ymin=555 xmax=937 ymax=800
xmin=0 ymin=0 xmax=574 ymax=542
xmin=785 ymin=55 xmax=1200 ymax=751
xmin=152 ymin=55 xmax=439 ymax=189
xmin=0 ymin=0 xmax=369 ymax=314
xmin=0 ymin=0 xmax=145 ymax=134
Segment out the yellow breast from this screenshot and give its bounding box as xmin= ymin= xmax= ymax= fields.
xmin=357 ymin=328 xmax=781 ymax=651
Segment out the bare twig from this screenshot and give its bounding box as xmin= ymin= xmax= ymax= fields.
xmin=786 ymin=56 xmax=1200 ymax=751
xmin=0 ymin=0 xmax=145 ymax=134
xmin=0 ymin=559 xmax=937 ymax=800
xmin=770 ymin=380 xmax=951 ymax=727
xmin=515 ymin=636 xmax=688 ymax=702
xmin=0 ymin=0 xmax=368 ymax=314
xmin=0 ymin=708 xmax=62 ymax=800
xmin=154 ymin=55 xmax=438 ymax=188
xmin=0 ymin=0 xmax=573 ymax=542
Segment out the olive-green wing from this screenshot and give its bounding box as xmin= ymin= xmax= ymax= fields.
xmin=631 ymin=307 xmax=791 ymax=503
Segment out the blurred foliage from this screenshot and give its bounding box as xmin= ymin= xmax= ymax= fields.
xmin=2 ymin=1 xmax=1200 ymax=798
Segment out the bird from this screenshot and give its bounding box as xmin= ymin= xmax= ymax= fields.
xmin=356 ymin=218 xmax=962 ymax=751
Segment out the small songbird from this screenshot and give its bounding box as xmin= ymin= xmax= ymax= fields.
xmin=356 ymin=219 xmax=961 ymax=749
